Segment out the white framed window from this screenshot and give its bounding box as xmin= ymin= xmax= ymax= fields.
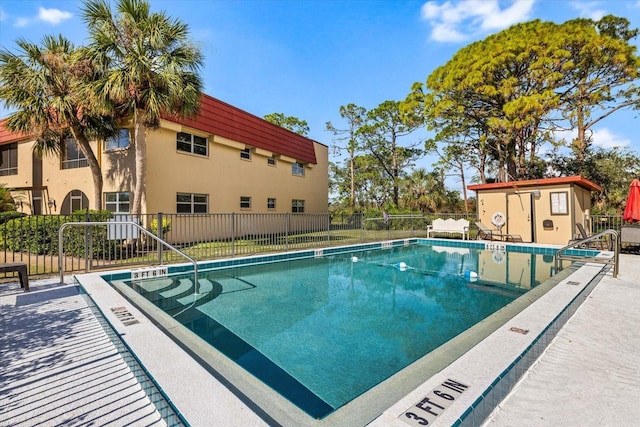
xmin=105 ymin=192 xmax=130 ymax=213
xmin=105 ymin=129 xmax=130 ymax=151
xmin=240 ymin=148 xmax=252 ymax=160
xmin=0 ymin=143 xmax=18 ymax=176
xmin=267 ymin=198 xmax=276 ymax=209
xmin=62 ymin=138 xmax=88 ymax=169
xmin=177 ymin=132 xmax=208 ymax=156
xmin=267 ymin=156 xmax=276 ymax=166
xmin=240 ymin=196 xmax=251 ymax=209
xmin=177 ymin=193 xmax=208 ymax=213
xmin=292 ymin=199 xmax=305 ymax=213
xmin=550 ymin=192 xmax=568 ymax=215
xmin=292 ymin=162 xmax=305 ymax=176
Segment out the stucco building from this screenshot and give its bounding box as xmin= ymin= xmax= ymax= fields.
xmin=468 ymin=176 xmax=602 ymax=245
xmin=0 ymin=94 xmax=329 ymax=216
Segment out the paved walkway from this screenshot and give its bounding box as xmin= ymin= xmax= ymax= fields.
xmin=483 ymin=253 xmax=640 ymax=426
xmin=0 ymin=279 xmax=166 ymax=427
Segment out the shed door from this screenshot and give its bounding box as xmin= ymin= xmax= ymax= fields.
xmin=507 ymin=193 xmax=533 ymax=242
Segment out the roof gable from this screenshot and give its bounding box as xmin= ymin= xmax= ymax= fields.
xmin=467 ymin=176 xmax=602 ymax=192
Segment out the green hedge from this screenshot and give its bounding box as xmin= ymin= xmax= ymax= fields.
xmin=0 ymin=210 xmax=119 ymax=258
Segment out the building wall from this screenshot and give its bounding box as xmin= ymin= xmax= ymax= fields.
xmin=143 ymin=123 xmax=328 ymax=214
xmin=475 ymin=183 xmax=593 ymax=245
xmin=2 ymin=120 xmax=328 ymax=217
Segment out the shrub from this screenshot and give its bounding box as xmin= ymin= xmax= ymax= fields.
xmin=0 ymin=210 xmax=119 ymax=258
xmin=150 ymin=217 xmax=171 ymax=236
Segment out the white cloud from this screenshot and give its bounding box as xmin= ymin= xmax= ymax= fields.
xmin=591 ymin=128 xmax=630 ymax=149
xmin=421 ymin=0 xmax=536 ymax=43
xmin=552 ymin=127 xmax=630 ymax=150
xmin=10 ymin=7 xmax=72 ymax=28
xmin=568 ymin=1 xmax=606 ymax=20
xmin=38 ymin=7 xmax=72 ymax=24
xmin=0 ymin=8 xmax=6 ymax=22
xmin=14 ymin=17 xmax=29 ymax=28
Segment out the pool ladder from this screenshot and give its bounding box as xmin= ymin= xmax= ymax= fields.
xmin=554 ymin=229 xmax=620 ymax=278
xmin=59 ymin=221 xmax=199 ymax=316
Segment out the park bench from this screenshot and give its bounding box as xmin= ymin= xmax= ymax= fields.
xmin=426 ymin=218 xmax=470 ymax=240
xmin=0 ymin=262 xmax=29 ymax=292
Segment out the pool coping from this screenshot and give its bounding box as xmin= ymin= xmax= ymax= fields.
xmin=74 ymin=238 xmax=608 ymax=426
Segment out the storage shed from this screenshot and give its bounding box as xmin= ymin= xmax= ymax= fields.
xmin=468 ymin=176 xmax=602 ymax=244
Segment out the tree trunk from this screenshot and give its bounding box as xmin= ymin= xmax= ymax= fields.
xmin=349 ymin=153 xmax=355 ymax=209
xmin=131 ymin=112 xmax=146 ymax=216
xmin=70 ymin=125 xmax=103 ymax=210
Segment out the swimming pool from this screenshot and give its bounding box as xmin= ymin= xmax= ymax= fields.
xmin=96 ymin=239 xmax=588 ymax=425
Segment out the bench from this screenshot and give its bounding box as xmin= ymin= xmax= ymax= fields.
xmin=426 ymin=218 xmax=470 ymax=240
xmin=0 ymin=262 xmax=29 ymax=292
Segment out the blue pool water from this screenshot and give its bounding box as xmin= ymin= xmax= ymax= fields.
xmin=125 ymin=242 xmax=561 ymax=418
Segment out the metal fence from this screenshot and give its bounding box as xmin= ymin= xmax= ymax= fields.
xmin=0 ymin=212 xmax=475 ymax=279
xmin=588 ymin=215 xmax=624 ymax=234
xmin=0 ymin=211 xmax=625 ymax=280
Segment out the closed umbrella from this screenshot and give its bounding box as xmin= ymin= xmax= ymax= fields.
xmin=623 ymin=178 xmax=640 ymax=223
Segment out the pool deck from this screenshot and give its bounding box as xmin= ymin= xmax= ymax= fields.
xmin=1 ymin=252 xmax=639 ymax=426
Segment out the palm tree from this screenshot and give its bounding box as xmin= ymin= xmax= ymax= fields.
xmin=81 ymin=0 xmax=204 ymax=215
xmin=0 ymin=184 xmax=17 ymax=212
xmin=401 ymin=168 xmax=447 ymax=213
xmin=0 ymin=35 xmax=115 ymax=210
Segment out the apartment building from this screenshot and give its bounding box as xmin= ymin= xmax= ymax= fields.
xmin=0 ymin=94 xmax=329 ymax=216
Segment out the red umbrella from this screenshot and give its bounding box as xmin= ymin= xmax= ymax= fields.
xmin=623 ymin=178 xmax=640 ymax=223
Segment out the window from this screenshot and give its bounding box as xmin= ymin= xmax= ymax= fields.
xmin=550 ymin=192 xmax=568 ymax=215
xmin=105 ymin=192 xmax=130 ymax=213
xmin=177 ymin=193 xmax=208 ymax=213
xmin=62 ymin=138 xmax=88 ymax=169
xmin=240 ymin=196 xmax=251 ymax=209
xmin=240 ymin=148 xmax=252 ymax=160
xmin=267 ymin=156 xmax=276 ymax=166
xmin=177 ymin=132 xmax=208 ymax=156
xmin=0 ymin=143 xmax=18 ymax=176
xmin=105 ymin=129 xmax=130 ymax=151
xmin=267 ymin=198 xmax=276 ymax=209
xmin=292 ymin=162 xmax=305 ymax=176
xmin=69 ymin=190 xmax=87 ymax=212
xmin=292 ymin=199 xmax=305 ymax=213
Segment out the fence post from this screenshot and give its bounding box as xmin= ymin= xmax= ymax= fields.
xmin=157 ymin=212 xmax=163 ymax=264
xmin=327 ymin=213 xmax=331 ymax=243
xmin=360 ymin=213 xmax=364 ymax=243
xmin=231 ymin=212 xmax=235 ymax=257
xmin=84 ymin=210 xmax=90 ymax=273
xmin=286 ymin=213 xmax=290 ymax=251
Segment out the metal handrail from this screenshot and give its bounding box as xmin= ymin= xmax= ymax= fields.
xmin=58 ymin=221 xmax=199 ymax=297
xmin=554 ymin=229 xmax=620 ymax=278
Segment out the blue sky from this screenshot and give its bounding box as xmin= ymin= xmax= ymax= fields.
xmin=1 ymin=0 xmax=639 ymax=188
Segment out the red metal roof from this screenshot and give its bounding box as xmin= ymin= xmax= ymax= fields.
xmin=0 ymin=119 xmax=29 ymax=144
xmin=468 ymin=176 xmax=602 ymax=192
xmin=173 ymin=94 xmax=317 ymax=164
xmin=1 ymin=93 xmax=319 ymax=164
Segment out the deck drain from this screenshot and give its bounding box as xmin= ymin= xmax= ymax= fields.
xmin=111 ymin=306 xmax=140 ymax=326
xmin=566 ymin=281 xmax=581 ymax=286
xmin=509 ymin=327 xmax=529 ymax=335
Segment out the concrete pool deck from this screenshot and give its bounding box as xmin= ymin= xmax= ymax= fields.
xmin=1 ymin=252 xmax=639 ymax=426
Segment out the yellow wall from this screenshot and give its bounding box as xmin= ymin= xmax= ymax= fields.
xmin=475 ymin=183 xmax=593 ymax=245
xmin=144 ymin=125 xmax=328 ymax=214
xmin=2 ymin=121 xmax=329 ymax=218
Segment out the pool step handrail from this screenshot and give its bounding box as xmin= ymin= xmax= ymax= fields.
xmin=58 ymin=221 xmax=199 ymax=293
xmin=554 ymin=229 xmax=620 ymax=278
